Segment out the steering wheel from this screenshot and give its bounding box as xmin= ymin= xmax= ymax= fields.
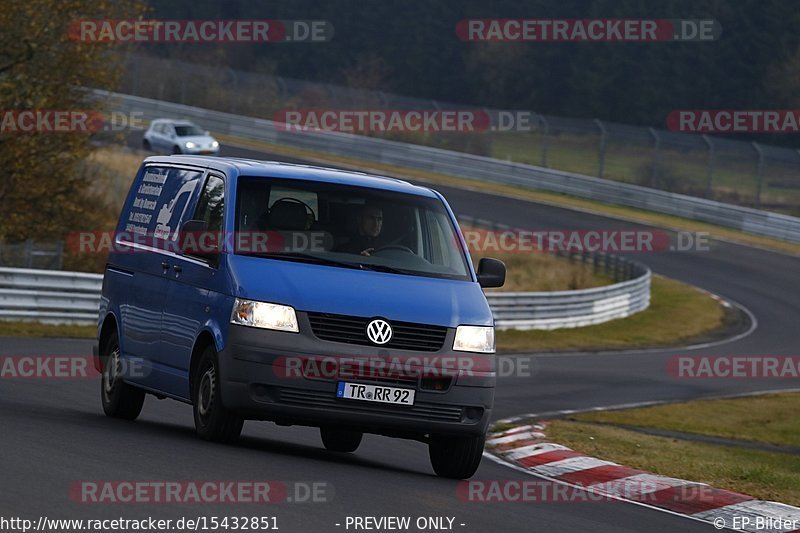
xmin=271 ymin=197 xmax=316 ymax=219
xmin=372 ymin=244 xmax=415 ymax=254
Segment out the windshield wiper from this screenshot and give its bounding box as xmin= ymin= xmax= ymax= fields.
xmin=357 ymin=263 xmax=411 ymax=275
xmin=247 ymin=252 xmax=365 ymax=270
xmin=245 ymin=251 xmax=415 ymax=275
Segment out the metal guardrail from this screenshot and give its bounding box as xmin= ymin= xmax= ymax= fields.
xmin=96 ymin=90 xmax=800 ymax=244
xmin=0 ymin=240 xmax=64 ymax=270
xmin=0 ymin=267 xmax=102 ymax=325
xmin=458 ymin=216 xmax=651 ymax=330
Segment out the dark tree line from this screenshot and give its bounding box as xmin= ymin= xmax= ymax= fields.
xmin=143 ymin=0 xmax=800 ymax=133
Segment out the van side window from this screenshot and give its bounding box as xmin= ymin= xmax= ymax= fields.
xmin=123 ymin=166 xmax=203 ymax=242
xmin=194 ymin=175 xmax=225 ymax=233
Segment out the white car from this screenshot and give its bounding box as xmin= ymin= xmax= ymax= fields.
xmin=142 ymin=119 xmax=220 ymax=155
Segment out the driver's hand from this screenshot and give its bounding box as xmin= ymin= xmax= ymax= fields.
xmin=360 ymin=248 xmax=374 ymax=256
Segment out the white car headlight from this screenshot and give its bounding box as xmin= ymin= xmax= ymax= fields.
xmin=453 ymin=325 xmax=495 ymax=353
xmin=211 ymin=140 xmax=219 ymax=148
xmin=185 ymin=141 xmax=196 ymax=149
xmin=230 ymin=298 xmax=299 ymax=333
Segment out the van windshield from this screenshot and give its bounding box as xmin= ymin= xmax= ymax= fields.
xmin=234 ymin=176 xmax=471 ymax=281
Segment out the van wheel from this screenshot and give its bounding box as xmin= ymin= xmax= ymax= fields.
xmin=320 ymin=427 xmax=363 ymax=452
xmin=101 ymin=332 xmax=145 ymax=420
xmin=192 ymin=345 xmax=243 ymax=443
xmin=172 ymin=145 xmax=182 ymax=154
xmin=142 ymin=139 xmax=151 ymax=151
xmin=428 ymin=434 xmax=485 ymax=479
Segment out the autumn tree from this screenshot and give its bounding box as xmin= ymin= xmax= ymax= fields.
xmin=0 ymin=0 xmax=145 ymax=244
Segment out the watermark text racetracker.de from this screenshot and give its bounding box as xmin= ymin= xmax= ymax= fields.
xmin=668 ymin=109 xmax=800 ymax=133
xmin=70 ymin=480 xmax=331 ymax=504
xmin=69 ymin=19 xmax=334 ymax=43
xmin=456 ymin=19 xmax=721 ymax=42
xmin=272 ymin=353 xmax=534 ymax=382
xmin=0 ymin=110 xmax=144 ymax=134
xmin=274 ymin=109 xmax=492 ymax=133
xmin=460 ymin=228 xmax=710 ymax=254
xmin=668 ymin=356 xmax=800 ymax=379
xmin=0 ymin=355 xmax=146 ymax=380
xmin=458 ymin=480 xmax=720 ymax=503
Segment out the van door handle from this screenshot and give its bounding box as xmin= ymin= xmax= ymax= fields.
xmin=173 ymin=265 xmax=182 ymax=273
xmin=161 ymin=261 xmax=170 ymax=269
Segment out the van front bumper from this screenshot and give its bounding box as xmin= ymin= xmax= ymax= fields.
xmin=217 ymin=323 xmax=495 ymax=438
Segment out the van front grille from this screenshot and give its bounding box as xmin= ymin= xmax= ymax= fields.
xmin=306 ymin=312 xmax=448 ymax=352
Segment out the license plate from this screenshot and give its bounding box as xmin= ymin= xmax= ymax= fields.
xmin=199 ymin=150 xmax=212 ymax=154
xmin=337 ymin=381 xmax=415 ymax=406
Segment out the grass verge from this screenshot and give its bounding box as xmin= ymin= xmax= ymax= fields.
xmin=496 ymin=275 xmax=726 ymax=352
xmin=218 ymin=134 xmax=800 ymax=256
xmin=475 ymin=250 xmax=613 ymax=292
xmin=0 ymin=321 xmax=95 ymax=339
xmin=545 ymin=392 xmax=800 ymax=506
xmin=569 ymin=392 xmax=800 ymax=449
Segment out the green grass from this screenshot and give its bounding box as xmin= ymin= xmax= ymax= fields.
xmin=496 ymin=275 xmax=725 ymax=352
xmin=490 ymin=422 xmax=520 ymax=434
xmin=0 ymin=321 xmax=95 ymax=339
xmin=570 ymin=393 xmax=800 ymax=448
xmin=545 ymin=392 xmax=800 ymax=506
xmin=473 ymin=250 xmax=613 ymax=292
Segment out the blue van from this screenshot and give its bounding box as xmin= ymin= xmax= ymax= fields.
xmin=95 ymin=156 xmax=505 ymax=479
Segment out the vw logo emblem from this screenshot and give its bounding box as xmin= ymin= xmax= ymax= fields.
xmin=366 ymin=319 xmax=392 ymax=345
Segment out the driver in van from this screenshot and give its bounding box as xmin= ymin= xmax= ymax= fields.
xmin=337 ymin=203 xmax=385 ymax=256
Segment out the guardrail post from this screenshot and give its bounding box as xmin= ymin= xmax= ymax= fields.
xmin=24 ymin=239 xmax=32 ymax=268
xmin=55 ymin=241 xmax=64 ymax=270
xmin=225 ymin=68 xmax=239 ymax=113
xmin=539 ymin=114 xmax=550 ymax=168
xmin=275 ymin=77 xmax=287 ymax=103
xmin=753 ymin=142 xmax=764 ymax=209
xmin=128 ymin=52 xmax=140 ymax=96
xmin=702 ymin=134 xmax=715 ymax=199
xmin=649 ymin=127 xmax=660 ymax=188
xmin=594 ymin=119 xmax=607 ymax=178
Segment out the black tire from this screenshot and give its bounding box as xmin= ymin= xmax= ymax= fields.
xmin=320 ymin=427 xmax=363 ymax=452
xmin=101 ymin=331 xmax=145 ymax=420
xmin=428 ymin=433 xmax=485 ymax=479
xmin=142 ymin=139 xmax=151 ymax=151
xmin=192 ymin=345 xmax=244 ymax=443
xmin=172 ymin=145 xmax=182 ymax=154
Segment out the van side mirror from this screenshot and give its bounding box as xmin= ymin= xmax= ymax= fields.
xmin=179 ymin=220 xmax=219 ymax=264
xmin=477 ymin=258 xmax=505 ymax=288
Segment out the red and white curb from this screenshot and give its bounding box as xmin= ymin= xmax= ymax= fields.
xmin=484 ymin=423 xmax=800 ymax=532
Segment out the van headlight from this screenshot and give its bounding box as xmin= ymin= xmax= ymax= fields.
xmin=231 ymin=298 xmax=299 ymax=333
xmin=185 ymin=141 xmax=196 ymax=149
xmin=211 ymin=140 xmax=219 ymax=148
xmin=453 ymin=325 xmax=495 ymax=353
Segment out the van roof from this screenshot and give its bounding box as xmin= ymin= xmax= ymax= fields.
xmin=143 ymin=155 xmax=439 ymax=197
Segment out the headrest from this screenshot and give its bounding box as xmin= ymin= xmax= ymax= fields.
xmin=269 ymin=199 xmax=309 ymax=230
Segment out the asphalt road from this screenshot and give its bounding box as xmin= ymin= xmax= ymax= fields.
xmin=2 ymin=136 xmax=798 ymax=532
